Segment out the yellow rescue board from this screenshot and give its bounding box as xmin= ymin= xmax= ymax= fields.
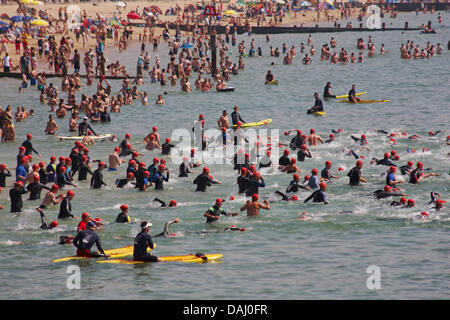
xmin=338 ymin=99 xmax=390 ymax=104
xmin=232 ymin=119 xmax=272 ymax=128
xmin=334 ymin=92 xmax=367 ymax=99
xmin=53 ymin=245 xmax=153 ymax=263
xmin=97 ymin=253 xmax=223 ymax=264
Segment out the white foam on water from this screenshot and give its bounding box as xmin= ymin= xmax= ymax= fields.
xmin=0 ymin=240 xmax=21 ymax=246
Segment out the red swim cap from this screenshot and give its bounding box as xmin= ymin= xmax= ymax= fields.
xmin=120 ymin=204 xmax=128 ymax=211
xmin=127 ymin=172 xmax=134 ymax=179
xmin=254 ymin=171 xmax=261 ymax=177
xmin=407 ymin=199 xmax=415 ymax=206
xmin=81 ymin=212 xmax=90 ymax=219
xmin=33 ymin=175 xmax=40 ymax=182
xmin=27 ymin=133 xmax=32 ymax=140
xmin=0 ymin=164 xmax=6 ymax=170
xmin=165 ymin=137 xmax=170 ymax=143
xmin=421 ymin=211 xmax=429 ymax=217
xmin=384 ymin=185 xmax=391 ymax=192
xmin=241 ymin=167 xmax=248 ymax=174
xmin=417 ymin=162 xmax=423 ymax=168
xmin=301 ymin=144 xmax=307 ymax=150
xmin=293 ymin=174 xmax=300 ymax=180
xmin=144 ymin=171 xmax=150 ymax=178
xmin=325 ymin=160 xmax=332 ymax=167
xmin=291 ymin=158 xmax=296 ymax=164
xmin=229 ymin=196 xmax=235 ymax=201
xmin=152 ymin=126 xmax=157 ymax=132
xmin=319 ymin=182 xmax=327 ymax=190
xmin=114 ymin=147 xmax=120 ymax=153
xmin=203 ymin=167 xmax=209 ymax=173
xmin=50 ymin=221 xmax=58 ymax=228
xmin=400 ymin=197 xmax=407 ymax=204
xmin=252 ymin=194 xmax=258 ymax=201
xmin=51 ymin=184 xmax=59 ymax=191
xmin=291 ymin=195 xmax=298 ymax=201
xmin=390 ymin=166 xmax=396 ymax=172
xmin=391 ymin=150 xmax=396 ymax=156
xmin=356 ymin=160 xmax=363 ymax=168
xmin=284 ymin=149 xmax=289 ymax=155
xmin=310 ymin=128 xmax=315 ymax=134
xmin=216 ymin=198 xmax=222 ymax=203
xmin=98 ymin=162 xmax=105 ymax=167
xmin=67 ymin=190 xmax=75 ymax=196
xmin=384 ymin=153 xmax=389 ymax=159
xmin=311 ymin=168 xmax=318 ymax=175
xmin=169 ymin=200 xmax=177 ymax=207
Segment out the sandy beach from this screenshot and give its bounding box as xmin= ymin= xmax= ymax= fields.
xmin=0 ymin=0 xmax=364 ymax=69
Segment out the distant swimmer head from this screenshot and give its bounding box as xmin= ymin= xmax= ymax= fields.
xmin=169 ymin=200 xmax=177 ymax=207
xmin=252 ymin=194 xmax=259 ymax=202
xmin=311 ymin=168 xmax=318 ymax=175
xmin=384 ymin=152 xmax=390 ymax=159
xmin=291 ymin=195 xmax=299 ymax=201
xmin=389 ymin=166 xmax=396 ymax=173
xmin=325 ymin=160 xmax=332 ymax=168
xmin=293 ymin=173 xmax=300 ymax=181
xmin=421 ymin=211 xmax=429 ymax=217
xmin=400 ymin=197 xmax=407 ymax=205
xmin=319 ymin=182 xmax=327 ymax=191
xmin=417 ymin=162 xmax=423 ymax=169
xmin=284 ymin=149 xmax=289 ymax=155
xmin=384 ymin=185 xmax=391 ymax=192
xmin=240 ymin=167 xmax=248 ymax=175
xmin=407 ymin=199 xmax=415 ymax=207
xmin=50 ymin=221 xmax=58 ymax=229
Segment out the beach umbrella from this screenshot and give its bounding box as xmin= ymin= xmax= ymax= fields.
xmin=31 ymin=18 xmax=48 ymax=26
xmin=224 ymin=10 xmax=238 ymax=16
xmin=116 ymin=1 xmax=126 ymax=7
xmin=10 ymin=16 xmax=23 ymax=22
xmin=127 ymin=12 xmax=140 ymax=19
xmin=150 ymin=5 xmax=162 ymax=14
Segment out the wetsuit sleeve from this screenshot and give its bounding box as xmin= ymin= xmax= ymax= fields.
xmin=73 ymin=232 xmax=82 ymax=249
xmin=95 ymin=236 xmax=105 ymax=255
xmin=304 ymin=192 xmax=315 ymax=203
xmin=88 ymin=124 xmax=97 ymax=136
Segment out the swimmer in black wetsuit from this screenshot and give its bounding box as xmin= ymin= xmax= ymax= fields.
xmin=151 ymin=198 xmax=177 ymax=208
xmin=115 ymin=172 xmax=135 ymax=188
xmin=26 ymin=175 xmax=51 ymax=200
xmin=289 ymin=130 xmax=304 ymax=151
xmin=323 ymin=81 xmax=336 ymax=98
xmin=372 ymin=185 xmax=406 ymax=200
xmin=237 ymin=167 xmax=250 ymax=194
xmin=279 ymin=149 xmax=291 ymax=166
xmin=36 ymin=208 xmax=58 ymax=230
xmin=304 ymin=182 xmax=328 ymax=204
xmin=297 ymin=144 xmax=312 ymax=162
xmin=161 ymin=138 xmax=175 ymax=155
xmin=154 ymin=218 xmax=180 ymax=237
xmin=370 ymin=152 xmax=397 ymax=167
xmin=193 ymin=167 xmax=220 ymax=192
